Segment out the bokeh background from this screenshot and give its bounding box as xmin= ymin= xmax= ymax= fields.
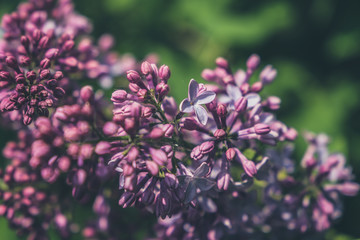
xmin=1 ymin=0 xmax=360 ymax=239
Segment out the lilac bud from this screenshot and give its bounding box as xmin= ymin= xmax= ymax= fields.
xmin=217 ymin=171 xmax=230 ymax=190
xmin=61 ymin=57 xmax=78 ymax=68
xmin=260 ymin=65 xmax=277 ymax=84
xmin=146 ymin=161 xmax=159 ymax=176
xmin=141 ymin=61 xmax=152 ymax=75
xmin=158 ymin=65 xmax=171 ymax=82
xmin=38 ymin=36 xmax=49 ymax=49
xmin=150 ymin=148 xmax=168 ymax=166
xmin=45 ymin=48 xmax=59 ymax=59
xmin=266 ymin=96 xmax=281 ymax=110
xmin=254 ymin=124 xmax=271 ymax=135
xmin=216 ymin=103 xmax=227 ymax=117
xmin=235 ymin=149 xmax=257 ymax=177
xmin=214 ymin=129 xmax=226 ymax=139
xmin=126 ymin=70 xmax=141 ymax=83
xmin=191 ymin=146 xmax=203 ymax=160
xmin=25 ymin=71 xmax=36 ymax=82
xmin=201 ymin=69 xmax=216 ymax=81
xmin=226 ymin=148 xmax=236 ymax=161
xmin=19 ymin=56 xmax=31 ymax=66
xmin=235 ymin=97 xmax=247 ymax=112
xmin=246 ymin=54 xmax=260 ymax=70
xmin=111 ymin=90 xmax=128 ymax=103
xmin=40 ymin=58 xmax=51 ymax=69
xmin=80 ymin=86 xmax=94 ymax=102
xmin=54 ymin=71 xmax=63 ymax=80
xmin=118 ymin=192 xmax=135 ymax=208
xmin=127 ymin=147 xmax=139 ymax=162
xmin=129 ymin=83 xmax=140 ymax=93
xmin=23 ymin=115 xmax=33 ymax=125
xmin=156 ymin=82 xmax=169 ymax=97
xmin=5 ymin=56 xmax=18 ymax=69
xmin=32 ymin=29 xmax=42 ymax=42
xmin=95 ymin=141 xmax=111 ymax=155
xmin=21 ymin=36 xmax=30 ymax=48
xmin=200 ymin=141 xmax=215 ymax=154
xmin=251 ymin=81 xmax=263 ymax=92
xmin=148 ymin=128 xmax=164 ymax=139
xmin=62 ymin=40 xmax=75 ymax=52
xmin=53 ymin=87 xmax=65 ymax=98
xmin=103 ymin=122 xmax=118 ymax=136
xmin=40 ymin=69 xmax=50 ymax=79
xmin=179 ymin=117 xmax=200 ymax=131
xmin=285 ymin=128 xmax=297 ymax=141
xmin=215 ymin=57 xmax=229 ymax=69
xmin=162 ymin=124 xmax=174 ymax=137
xmin=164 ymin=173 xmax=179 ymax=189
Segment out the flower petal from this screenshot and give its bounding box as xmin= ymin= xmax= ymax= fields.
xmin=226 ymin=84 xmax=242 ymax=101
xmin=195 ymin=91 xmax=216 ymax=105
xmin=179 ymin=98 xmax=194 ymax=113
xmin=188 ymin=79 xmax=199 ymax=101
xmin=194 ymin=105 xmax=208 ymax=125
xmin=245 ymin=93 xmax=261 ymax=108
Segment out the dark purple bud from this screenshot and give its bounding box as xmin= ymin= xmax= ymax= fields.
xmin=148 ymin=128 xmax=164 ymax=139
xmin=40 ymin=58 xmax=51 ymax=69
xmin=23 ymin=115 xmax=33 ymax=125
xmin=0 ymin=71 xmax=10 ymax=81
xmin=119 ymin=192 xmax=135 ymax=208
xmin=19 ymin=56 xmax=31 ymax=66
xmin=235 ymin=149 xmax=257 ymax=177
xmin=30 ymin=98 xmax=38 ymax=106
xmin=254 ymin=123 xmax=271 ymax=135
xmin=191 ymin=146 xmax=203 ymax=160
xmin=45 ymin=98 xmax=53 ymax=107
xmin=40 ymin=69 xmax=50 ymax=79
xmin=46 ymin=79 xmax=57 ymax=89
xmin=206 ymin=99 xmax=218 ymax=112
xmin=38 ymin=36 xmax=49 ymax=49
xmin=158 ymin=65 xmax=171 ymax=82
xmin=30 ymin=85 xmax=38 ymax=95
xmin=21 ymin=36 xmax=30 ymax=49
xmin=45 ymin=48 xmax=59 ymax=59
xmin=164 ymin=173 xmax=179 ymax=189
xmin=39 ymin=90 xmax=48 ymax=99
xmin=234 ymin=97 xmax=247 ymax=112
xmin=15 ymin=73 xmax=26 ymax=84
xmin=111 ymin=90 xmax=128 ymax=103
xmin=17 ymin=96 xmax=26 ymax=105
xmin=54 ymin=71 xmax=63 ymax=80
xmin=1 ymin=98 xmax=16 ymax=111
xmin=80 ymin=86 xmax=94 ymax=102
xmin=5 ymin=56 xmax=18 ymax=69
xmin=53 ymin=87 xmax=65 ymax=98
xmin=141 ymin=61 xmax=152 ymax=75
xmin=15 ymin=84 xmax=26 ymax=93
xmin=26 ymin=71 xmax=37 ymax=82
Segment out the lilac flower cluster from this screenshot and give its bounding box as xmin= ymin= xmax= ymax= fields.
xmin=0 ymin=0 xmax=358 ymax=239
xmin=0 ymin=0 xmax=136 ymax=125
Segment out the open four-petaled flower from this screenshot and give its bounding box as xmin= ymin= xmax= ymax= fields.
xmin=180 ymin=79 xmax=216 ymax=125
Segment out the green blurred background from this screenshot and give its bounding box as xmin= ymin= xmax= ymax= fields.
xmin=1 ymin=0 xmax=360 ymax=239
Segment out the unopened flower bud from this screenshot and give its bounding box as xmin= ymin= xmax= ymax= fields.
xmin=126 ymin=70 xmax=141 ymax=83
xmin=254 ymin=124 xmax=271 ymax=135
xmin=216 ymin=57 xmax=229 ymax=69
xmin=246 ymin=54 xmax=260 ymax=71
xmin=226 ymin=148 xmax=236 ymax=161
xmin=80 ymin=86 xmax=94 ymax=102
xmin=158 ymin=65 xmax=171 ymax=81
xmin=141 ymin=61 xmax=152 ymax=75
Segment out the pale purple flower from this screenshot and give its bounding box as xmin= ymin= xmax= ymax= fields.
xmin=179 ymin=79 xmax=216 ymax=125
